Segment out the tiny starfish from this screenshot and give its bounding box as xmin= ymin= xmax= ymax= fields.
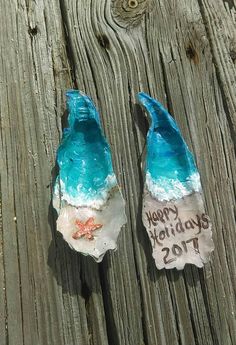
xmin=72 ymin=217 xmax=103 ymax=240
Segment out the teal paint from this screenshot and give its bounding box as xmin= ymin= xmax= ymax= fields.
xmin=137 ymin=92 xmax=200 ymax=200
xmin=56 ymin=91 xmax=116 ymax=204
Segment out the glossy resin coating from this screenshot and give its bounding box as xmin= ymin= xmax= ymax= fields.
xmin=53 ymin=91 xmax=126 ymax=262
xmin=138 ymin=92 xmax=214 ymax=270
xmin=56 ymin=90 xmax=116 ymax=208
xmin=138 ymin=92 xmax=201 ymax=201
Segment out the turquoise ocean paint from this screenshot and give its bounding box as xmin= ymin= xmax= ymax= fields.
xmin=55 ymin=90 xmax=116 ymax=207
xmin=137 ymin=92 xmax=201 ymax=200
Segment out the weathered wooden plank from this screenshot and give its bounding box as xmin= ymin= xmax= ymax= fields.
xmin=146 ymin=2 xmax=236 ymax=344
xmin=0 ymin=196 xmax=6 ymax=344
xmin=0 ymin=0 xmax=109 ymax=344
xmin=199 ymin=0 xmax=236 ymax=131
xmin=62 ymin=1 xmax=236 ymax=344
xmin=0 ymin=0 xmax=236 ymax=344
xmin=60 ymin=2 xmax=146 ymax=345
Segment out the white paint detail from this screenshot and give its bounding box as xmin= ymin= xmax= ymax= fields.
xmin=54 ymin=174 xmax=117 ymax=210
xmin=146 ymin=172 xmax=201 ymax=201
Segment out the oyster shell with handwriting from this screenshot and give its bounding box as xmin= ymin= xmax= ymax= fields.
xmin=138 ymin=93 xmax=214 ymax=270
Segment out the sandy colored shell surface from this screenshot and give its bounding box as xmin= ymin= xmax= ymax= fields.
xmin=143 ymin=189 xmax=214 ymax=270
xmin=56 ymin=189 xmax=126 ymax=262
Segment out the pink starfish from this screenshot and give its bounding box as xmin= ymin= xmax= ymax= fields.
xmin=72 ymin=217 xmax=103 ymax=240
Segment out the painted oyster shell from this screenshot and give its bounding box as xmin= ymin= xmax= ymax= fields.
xmin=138 ymin=92 xmax=214 ymax=270
xmin=53 ymin=90 xmax=126 ymax=262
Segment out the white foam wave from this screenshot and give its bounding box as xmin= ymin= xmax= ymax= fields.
xmin=146 ymin=172 xmax=201 ymax=201
xmin=54 ymin=174 xmax=117 ymax=209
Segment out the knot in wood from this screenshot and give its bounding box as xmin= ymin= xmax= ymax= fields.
xmin=185 ymin=43 xmax=199 ymax=64
xmin=28 ymin=25 xmax=38 ymax=37
xmin=111 ymin=0 xmax=153 ymax=28
xmin=96 ymin=33 xmax=110 ymax=49
xmin=230 ymin=50 xmax=236 ymax=63
xmin=128 ymin=0 xmax=138 ymax=8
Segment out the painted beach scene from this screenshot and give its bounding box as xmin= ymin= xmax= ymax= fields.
xmin=53 ymin=91 xmax=126 ymax=262
xmin=138 ymin=92 xmax=214 ymax=270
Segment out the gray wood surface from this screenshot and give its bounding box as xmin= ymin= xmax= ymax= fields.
xmin=0 ymin=0 xmax=236 ymax=344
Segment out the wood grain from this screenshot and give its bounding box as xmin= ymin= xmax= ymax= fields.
xmin=0 ymin=0 xmax=235 ymax=344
